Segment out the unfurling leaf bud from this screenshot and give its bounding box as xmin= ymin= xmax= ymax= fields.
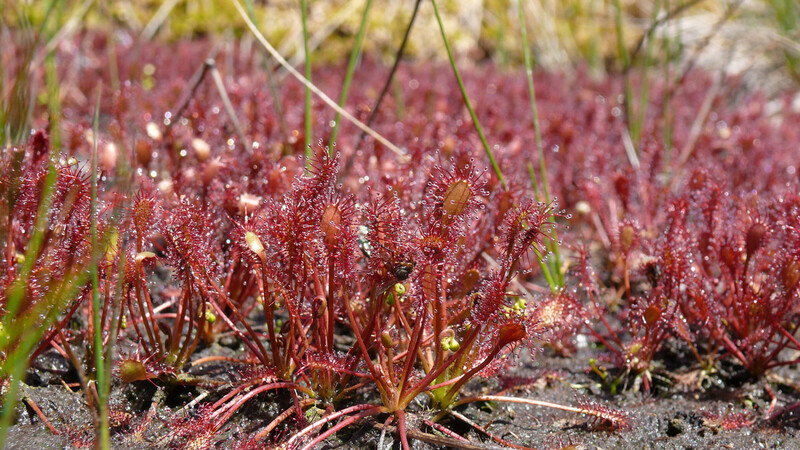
xmin=441 ymin=336 xmax=460 ymax=352
xmin=381 ymin=331 xmax=393 ymax=348
xmin=203 ymin=157 xmax=224 ymax=185
xmin=135 ymin=139 xmax=153 ymax=166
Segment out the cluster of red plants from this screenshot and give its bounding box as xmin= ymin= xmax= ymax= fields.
xmin=3 ymin=32 xmax=800 ymax=447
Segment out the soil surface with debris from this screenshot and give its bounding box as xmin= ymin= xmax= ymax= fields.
xmin=8 ymin=340 xmax=800 ymax=449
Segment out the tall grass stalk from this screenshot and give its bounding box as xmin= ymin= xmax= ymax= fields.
xmin=768 ymin=0 xmax=800 ymax=83
xmin=612 ymin=0 xmax=640 ymax=149
xmin=0 ymin=270 xmax=95 ymax=445
xmin=634 ymin=0 xmax=663 ymax=149
xmin=1 ymin=43 xmax=69 ymax=443
xmin=90 ymin=87 xmax=111 ymax=450
xmin=242 ymin=0 xmax=291 ymax=147
xmin=329 ymin=0 xmax=373 ymax=148
xmin=352 ymin=0 xmax=421 ymax=157
xmin=661 ymin=0 xmax=675 ymax=163
xmin=430 ymin=0 xmax=505 ymax=189
xmin=300 ymin=0 xmax=313 ymax=159
xmin=517 ymin=0 xmax=563 ymax=290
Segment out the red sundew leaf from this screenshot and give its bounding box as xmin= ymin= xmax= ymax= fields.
xmin=498 ymin=198 xmax=556 ymax=272
xmin=471 ymin=270 xmax=510 ymax=323
xmin=574 ymin=394 xmax=631 ymax=431
xmin=425 ymin=153 xmax=488 ymax=227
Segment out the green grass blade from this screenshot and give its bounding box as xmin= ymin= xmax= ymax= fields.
xmin=301 ymin=0 xmax=313 ymax=159
xmin=519 ymin=1 xmax=562 ymax=291
xmin=90 ymin=86 xmax=110 ymax=450
xmin=431 ymin=0 xmax=505 ymax=190
xmin=613 ymin=0 xmax=639 ymax=148
xmin=243 ymin=0 xmax=291 ymax=147
xmin=329 ymin=0 xmax=374 ymax=148
xmin=517 ymin=0 xmax=548 ymax=200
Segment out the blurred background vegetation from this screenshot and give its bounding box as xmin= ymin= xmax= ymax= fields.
xmin=2 ymin=0 xmax=799 ymax=91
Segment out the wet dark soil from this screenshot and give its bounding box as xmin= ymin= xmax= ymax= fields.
xmin=7 ymin=340 xmax=800 ymax=449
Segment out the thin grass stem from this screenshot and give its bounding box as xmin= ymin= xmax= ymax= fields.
xmin=300 ymin=0 xmax=313 ymax=159
xmin=431 ymin=0 xmax=505 ymax=189
xmin=329 ymin=0 xmax=373 ymax=148
xmin=90 ymin=86 xmax=111 ymax=450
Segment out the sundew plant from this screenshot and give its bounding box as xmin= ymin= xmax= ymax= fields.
xmin=3 ymin=1 xmax=800 ymax=448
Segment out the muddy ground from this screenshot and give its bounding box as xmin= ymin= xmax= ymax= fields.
xmin=7 ymin=338 xmax=800 ymax=449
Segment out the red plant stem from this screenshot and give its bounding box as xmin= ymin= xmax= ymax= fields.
xmin=588 ymin=289 xmax=624 ymax=349
xmin=124 ymin=294 xmax=151 ymax=357
xmin=775 ymin=320 xmax=800 ymax=349
xmin=578 ymin=257 xmax=624 ymax=349
xmin=385 ymin=335 xmax=396 ymax=384
xmin=398 ymin=304 xmax=427 ymax=398
xmin=720 ymin=335 xmax=750 ymax=368
xmin=140 ymin=263 xmax=164 ymax=355
xmin=393 ymin=296 xmax=413 ymax=338
xmin=211 ymin=383 xmax=255 ymax=413
xmin=442 ymin=334 xmax=509 ymax=407
xmin=327 ymin=259 xmax=336 ymax=353
xmin=212 ymin=382 xmax=312 ymax=426
xmin=426 ymin=374 xmax=464 ymax=391
xmin=343 ymin=290 xmax=382 ymax=376
xmin=200 ymin=267 xmax=272 ymax=365
xmin=286 ymin=404 xmax=386 ymax=447
xmin=336 ymin=380 xmax=371 ymax=398
xmin=397 ymin=409 xmax=411 ymax=450
xmin=177 ymin=281 xmax=202 ymax=365
xmin=448 ymin=409 xmax=535 ymax=450
xmin=195 ymin=276 xmax=270 ymax=366
xmin=190 ymin=355 xmax=247 ymax=366
xmin=22 ymin=394 xmax=60 ymax=435
xmin=291 ymin=314 xmax=310 ymax=369
xmin=765 ymin=383 xmax=778 ymax=418
xmin=343 ymin=291 xmax=391 ymax=399
xmin=47 ymin=340 xmax=70 ymax=362
xmin=253 ymin=398 xmax=316 ymax=442
xmin=177 ymin=319 xmax=203 ymax=369
xmin=256 ymin=262 xmax=282 ymax=374
xmin=423 ymin=418 xmax=470 ymax=443
xmin=169 ymin=272 xmax=189 ymax=356
xmin=29 ymin=293 xmax=84 ymax=362
xmin=133 ymin=261 xmax=161 ymax=356
xmin=400 ymin=327 xmax=481 ymax=408
xmin=300 ymin=407 xmax=385 ymax=450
